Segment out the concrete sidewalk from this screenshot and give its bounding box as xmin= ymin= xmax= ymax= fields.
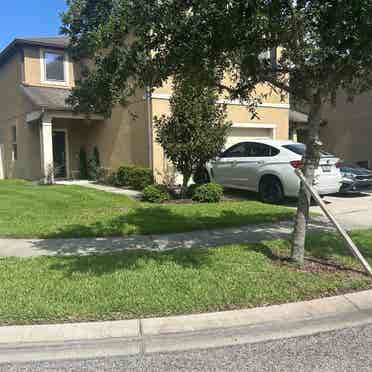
xmin=56 ymin=180 xmax=142 ymax=199
xmin=1 ymin=290 xmax=372 ymax=363
xmin=0 ymin=220 xmax=336 ymax=257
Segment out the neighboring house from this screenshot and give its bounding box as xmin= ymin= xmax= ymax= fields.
xmin=320 ymin=91 xmax=372 ymax=169
xmin=0 ymin=37 xmax=291 ymax=183
xmin=289 ymin=91 xmax=372 ymax=169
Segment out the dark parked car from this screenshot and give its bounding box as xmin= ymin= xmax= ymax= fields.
xmin=339 ymin=163 xmax=372 ymax=193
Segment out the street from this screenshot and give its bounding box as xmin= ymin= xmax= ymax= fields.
xmin=2 ymin=322 xmax=372 ymax=372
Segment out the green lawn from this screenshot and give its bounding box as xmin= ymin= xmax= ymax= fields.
xmin=0 ymin=180 xmax=294 ymax=238
xmin=266 ymin=229 xmax=372 ymax=271
xmin=1 ymin=230 xmax=372 ymax=325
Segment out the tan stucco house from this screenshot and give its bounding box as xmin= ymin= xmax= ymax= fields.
xmin=0 ymin=37 xmax=291 ymax=183
xmin=320 ymin=91 xmax=372 ymax=169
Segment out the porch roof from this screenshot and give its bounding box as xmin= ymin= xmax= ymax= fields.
xmin=20 ymin=84 xmax=72 ymax=111
xmin=289 ymin=109 xmax=309 ymax=123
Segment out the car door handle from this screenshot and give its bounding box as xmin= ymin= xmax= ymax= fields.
xmin=257 ymin=161 xmax=265 ymax=165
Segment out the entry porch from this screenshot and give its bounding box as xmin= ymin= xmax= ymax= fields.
xmin=27 ymin=110 xmax=104 ymax=182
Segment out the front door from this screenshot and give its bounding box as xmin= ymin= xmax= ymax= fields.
xmin=53 ymin=131 xmax=67 ymax=178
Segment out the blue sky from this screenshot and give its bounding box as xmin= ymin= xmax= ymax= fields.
xmin=0 ymin=1 xmax=67 ymax=51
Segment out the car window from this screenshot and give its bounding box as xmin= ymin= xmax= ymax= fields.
xmin=222 ymin=142 xmax=279 ymax=158
xmin=283 ymin=143 xmax=333 ymax=157
xmin=221 ymin=143 xmax=248 ymax=158
xmin=247 ymin=143 xmax=280 ymax=157
xmin=283 ymin=144 xmax=306 ymax=156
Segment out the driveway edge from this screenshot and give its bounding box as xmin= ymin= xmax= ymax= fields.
xmin=1 ymin=290 xmax=372 ymax=346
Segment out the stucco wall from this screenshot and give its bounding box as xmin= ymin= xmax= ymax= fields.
xmin=51 ymin=92 xmax=150 ymax=178
xmin=321 ymin=91 xmax=372 ymax=165
xmin=0 ymin=50 xmax=42 ymax=180
xmin=86 ymin=93 xmax=150 ymax=172
xmin=23 ymin=46 xmax=75 ymax=89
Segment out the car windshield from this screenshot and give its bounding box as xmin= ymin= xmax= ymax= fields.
xmin=283 ymin=144 xmax=332 ymax=157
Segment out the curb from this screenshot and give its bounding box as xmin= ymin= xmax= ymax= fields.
xmin=1 ymin=290 xmax=372 ymax=346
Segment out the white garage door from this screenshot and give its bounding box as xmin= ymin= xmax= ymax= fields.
xmin=225 ymin=127 xmax=274 ymax=149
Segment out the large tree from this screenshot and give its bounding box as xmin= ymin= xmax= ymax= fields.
xmin=154 ymin=74 xmax=231 ymax=194
xmin=62 ymin=0 xmax=372 ymax=265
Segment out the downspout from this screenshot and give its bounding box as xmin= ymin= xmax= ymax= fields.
xmin=146 ymin=88 xmax=154 ymax=171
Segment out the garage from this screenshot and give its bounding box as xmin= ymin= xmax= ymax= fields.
xmin=225 ymin=125 xmax=275 ymax=149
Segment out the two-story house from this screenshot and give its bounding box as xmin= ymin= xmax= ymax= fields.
xmin=0 ymin=37 xmax=291 ymax=183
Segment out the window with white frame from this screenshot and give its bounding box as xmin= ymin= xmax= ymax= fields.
xmin=11 ymin=126 xmax=17 ymax=161
xmin=42 ymin=51 xmax=67 ymax=83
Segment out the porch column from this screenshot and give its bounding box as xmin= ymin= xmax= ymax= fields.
xmin=40 ymin=115 xmax=54 ymax=183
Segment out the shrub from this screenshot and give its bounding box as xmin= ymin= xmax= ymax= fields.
xmin=117 ymin=165 xmax=154 ymax=190
xmin=142 ymin=184 xmax=170 ymax=203
xmin=96 ymin=167 xmax=111 ymax=184
xmin=186 ymin=183 xmax=199 ymax=199
xmin=106 ymin=171 xmax=120 ymax=187
xmin=79 ymin=147 xmax=88 ymax=179
xmin=192 ymin=183 xmax=224 ymax=203
xmin=88 ymin=146 xmax=101 ymax=180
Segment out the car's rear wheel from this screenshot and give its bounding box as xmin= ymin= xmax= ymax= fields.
xmin=259 ymin=176 xmax=284 ymax=204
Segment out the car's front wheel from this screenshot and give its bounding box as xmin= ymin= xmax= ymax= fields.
xmin=259 ymin=176 xmax=284 ymax=204
xmin=194 ymin=167 xmax=211 ymax=184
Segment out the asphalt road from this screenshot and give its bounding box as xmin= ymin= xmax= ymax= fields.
xmin=2 ymin=322 xmax=372 ymax=372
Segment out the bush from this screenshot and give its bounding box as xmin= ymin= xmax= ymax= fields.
xmin=142 ymin=184 xmax=171 ymax=203
xmin=117 ymin=165 xmax=154 ymax=190
xmin=79 ymin=147 xmax=88 ymax=179
xmin=186 ymin=183 xmax=199 ymax=199
xmin=192 ymin=183 xmax=224 ymax=203
xmin=96 ymin=167 xmax=111 ymax=184
xmin=106 ymin=171 xmax=120 ymax=187
xmin=88 ymin=146 xmax=101 ymax=180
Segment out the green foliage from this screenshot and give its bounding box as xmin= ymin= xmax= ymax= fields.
xmin=186 ymin=183 xmax=199 ymax=199
xmin=96 ymin=167 xmax=111 ymax=184
xmin=154 ymin=75 xmax=231 ymax=189
xmin=62 ymin=0 xmax=372 ymax=114
xmin=192 ymin=183 xmax=224 ymax=203
xmin=88 ymin=146 xmax=101 ymax=180
xmin=117 ymin=165 xmax=154 ymax=190
xmin=79 ymin=147 xmax=88 ymax=179
xmin=142 ymin=184 xmax=171 ymax=203
xmin=106 ymin=171 xmax=120 ymax=186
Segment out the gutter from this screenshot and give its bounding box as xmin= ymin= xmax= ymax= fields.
xmin=146 ymin=88 xmax=154 ymax=171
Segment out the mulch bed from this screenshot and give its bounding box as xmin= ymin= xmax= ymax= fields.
xmin=272 ymin=254 xmax=366 ymax=277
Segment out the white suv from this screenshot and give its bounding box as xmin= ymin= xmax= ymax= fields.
xmin=205 ymin=139 xmax=342 ymax=203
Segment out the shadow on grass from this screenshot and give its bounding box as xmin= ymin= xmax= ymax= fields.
xmin=257 ymin=231 xmax=372 ymax=275
xmin=47 ymin=247 xmax=215 ymax=277
xmin=42 ymin=204 xmax=295 ymax=239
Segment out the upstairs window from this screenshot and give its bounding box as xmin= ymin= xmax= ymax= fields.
xmin=43 ymin=51 xmax=66 ymax=83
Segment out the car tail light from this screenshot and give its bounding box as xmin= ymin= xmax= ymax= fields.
xmin=290 ymin=160 xmax=303 ymax=169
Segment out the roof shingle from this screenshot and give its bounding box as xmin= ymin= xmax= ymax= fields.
xmin=20 ymin=84 xmax=72 ymax=111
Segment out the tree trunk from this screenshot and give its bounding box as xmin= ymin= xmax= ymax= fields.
xmin=181 ymin=173 xmax=191 ymax=199
xmin=291 ymin=91 xmax=323 ymax=265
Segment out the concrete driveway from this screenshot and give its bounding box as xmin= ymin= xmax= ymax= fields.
xmin=312 ymin=193 xmax=372 ymax=230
